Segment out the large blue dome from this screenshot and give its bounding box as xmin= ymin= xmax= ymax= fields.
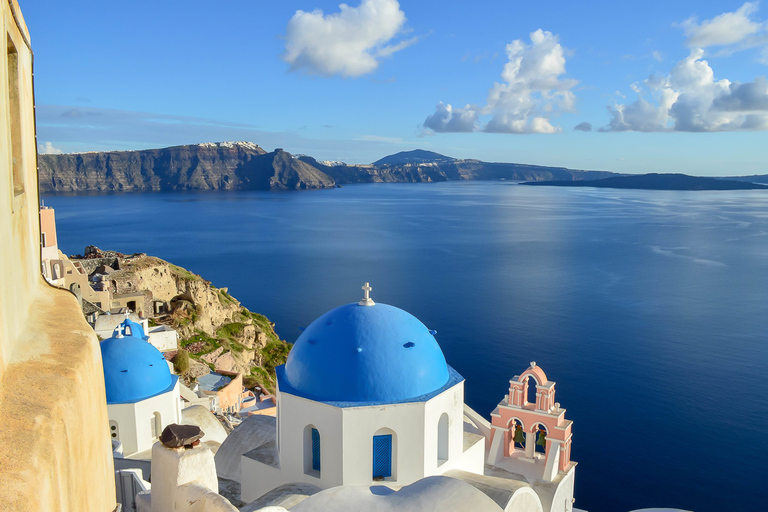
xmin=280 ymin=302 xmax=452 ymax=404
xmin=100 ymin=333 xmax=177 ymax=404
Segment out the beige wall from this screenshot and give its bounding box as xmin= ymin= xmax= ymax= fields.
xmin=0 ymin=1 xmax=116 ymax=510
xmin=40 ymin=206 xmax=57 ymax=248
xmin=62 ymin=256 xmax=111 ymax=308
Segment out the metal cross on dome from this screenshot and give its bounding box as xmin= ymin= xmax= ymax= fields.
xmin=359 ymin=282 xmax=375 ymax=306
xmin=114 ymin=324 xmax=126 ymax=338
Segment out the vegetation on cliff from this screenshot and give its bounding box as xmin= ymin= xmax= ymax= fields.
xmin=75 ymin=248 xmax=291 ymax=390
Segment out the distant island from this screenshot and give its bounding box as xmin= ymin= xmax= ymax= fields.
xmin=37 ymin=144 xmax=768 ymax=193
xmin=520 ymin=173 xmax=768 ymax=191
xmin=37 ymin=144 xmax=616 ymax=193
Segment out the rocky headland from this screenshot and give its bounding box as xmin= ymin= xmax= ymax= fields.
xmin=38 ymin=143 xmax=618 ymax=193
xmin=74 ymin=246 xmax=290 ymax=388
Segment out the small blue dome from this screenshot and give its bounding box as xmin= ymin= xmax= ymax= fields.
xmin=100 ymin=333 xmax=177 ymax=404
xmin=280 ymin=302 xmax=451 ymax=403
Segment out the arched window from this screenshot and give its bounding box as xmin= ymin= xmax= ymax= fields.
xmin=534 ymin=424 xmax=548 ymax=454
xmin=437 ymin=413 xmax=449 ymax=464
xmin=508 ymin=418 xmax=525 ymax=453
xmin=527 ymin=376 xmax=538 ymax=406
xmin=151 ymin=412 xmax=161 ymax=439
xmin=304 ymin=425 xmax=321 ymax=476
xmin=373 ymin=428 xmax=397 ymax=480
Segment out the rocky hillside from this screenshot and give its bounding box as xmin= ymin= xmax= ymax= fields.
xmin=75 ymin=248 xmax=290 ymax=387
xmin=39 ymin=142 xmax=617 ymax=192
xmin=38 ymin=141 xmax=335 ymax=192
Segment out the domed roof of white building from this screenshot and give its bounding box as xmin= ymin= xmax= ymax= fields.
xmin=100 ymin=320 xmax=177 ymax=404
xmin=279 ymin=286 xmax=456 ymax=404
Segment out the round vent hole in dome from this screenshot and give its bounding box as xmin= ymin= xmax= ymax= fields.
xmin=308 ymin=339 xmax=317 ymax=345
xmin=403 ymin=342 xmax=415 ymax=348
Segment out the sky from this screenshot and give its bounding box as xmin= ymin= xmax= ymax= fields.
xmin=21 ymin=0 xmax=768 ymax=175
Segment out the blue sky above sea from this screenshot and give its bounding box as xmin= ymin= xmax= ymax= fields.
xmin=24 ymin=0 xmax=768 ymax=175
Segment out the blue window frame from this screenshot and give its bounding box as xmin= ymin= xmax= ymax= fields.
xmin=311 ymin=428 xmax=321 ymax=471
xmin=372 ymin=434 xmax=392 ymax=478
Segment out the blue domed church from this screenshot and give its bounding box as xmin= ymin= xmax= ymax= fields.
xmin=240 ymin=284 xmax=486 ymax=502
xmin=101 ymin=318 xmax=182 ymax=458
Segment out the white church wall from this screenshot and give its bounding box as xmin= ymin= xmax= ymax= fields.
xmin=544 ymin=468 xmax=576 ymax=512
xmin=241 ymin=391 xmax=344 ymax=503
xmin=148 ymin=326 xmax=178 ymax=352
xmin=422 ymin=382 xmax=472 ymax=475
xmin=277 ymin=392 xmax=344 ymax=487
xmin=108 ymin=403 xmax=141 ymax=457
xmin=240 ymin=456 xmax=283 ymax=504
xmin=340 ymin=400 xmax=426 ymax=486
xmin=109 ymin=382 xmax=181 ymax=458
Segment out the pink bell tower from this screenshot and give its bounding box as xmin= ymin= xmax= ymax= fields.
xmin=488 ymin=362 xmax=575 ymax=483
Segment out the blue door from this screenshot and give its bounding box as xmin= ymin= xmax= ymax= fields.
xmin=311 ymin=428 xmax=321 ymax=471
xmin=372 ymin=434 xmax=392 ymax=478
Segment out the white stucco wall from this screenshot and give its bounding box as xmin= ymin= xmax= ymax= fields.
xmin=242 ymin=381 xmax=481 ymax=502
xmin=546 ymin=467 xmax=575 ymax=512
xmin=108 ymin=381 xmax=182 ymax=457
xmin=148 ymin=326 xmax=178 ymax=352
xmin=95 ymin=314 xmax=149 ymax=339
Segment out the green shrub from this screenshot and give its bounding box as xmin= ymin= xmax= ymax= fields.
xmin=173 ymin=349 xmax=190 ymax=374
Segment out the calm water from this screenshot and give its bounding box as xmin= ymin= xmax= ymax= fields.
xmin=45 ymin=182 xmax=768 ymax=512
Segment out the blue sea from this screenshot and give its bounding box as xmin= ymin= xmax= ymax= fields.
xmin=44 ymin=182 xmax=768 ymax=512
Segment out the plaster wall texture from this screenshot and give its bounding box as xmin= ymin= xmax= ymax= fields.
xmin=422 ymin=380 xmax=484 ymax=476
xmin=0 ymin=1 xmax=116 ymax=510
xmin=108 ymin=381 xmax=182 ymax=457
xmin=537 ymin=468 xmax=575 ymax=512
xmin=287 ymin=476 xmax=505 ymax=512
xmin=142 ymin=442 xmax=225 ymax=512
xmin=216 ymin=415 xmax=276 ymax=482
xmin=40 ymin=207 xmax=57 ymax=247
xmin=242 ymin=382 xmax=480 ymax=503
xmin=216 ymin=373 xmax=243 ymax=413
xmin=61 ymin=255 xmax=111 ymax=306
xmin=148 ymin=326 xmax=179 ymax=352
xmin=181 ymin=404 xmax=229 ymax=446
xmin=506 ymin=489 xmax=547 ymax=512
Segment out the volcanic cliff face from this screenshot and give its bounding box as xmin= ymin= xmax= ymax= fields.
xmin=37 ymin=142 xmax=336 ymax=192
xmin=38 ymin=142 xmax=618 ymax=192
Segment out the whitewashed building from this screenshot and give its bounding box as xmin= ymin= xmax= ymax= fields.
xmin=101 ymin=319 xmax=182 ymax=458
xmin=240 ymin=284 xmax=486 ymax=502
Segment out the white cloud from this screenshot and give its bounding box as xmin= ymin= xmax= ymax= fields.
xmin=282 ymin=0 xmax=413 ymax=77
xmin=423 ymin=102 xmax=479 ymax=133
xmin=680 ymin=2 xmax=765 ymax=48
xmin=38 ymin=141 xmax=63 ymax=154
xmin=422 ymin=30 xmax=577 ymax=134
xmin=603 ymin=49 xmax=768 ymax=132
xmin=604 ymin=4 xmax=768 ymax=132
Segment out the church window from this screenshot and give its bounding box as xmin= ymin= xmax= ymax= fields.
xmin=311 ymin=428 xmax=320 ymax=471
xmin=372 ymin=434 xmax=392 ymax=479
xmin=437 ymin=413 xmax=449 ymax=464
xmin=304 ymin=424 xmax=320 ymax=477
xmin=151 ymin=412 xmax=161 ymax=439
